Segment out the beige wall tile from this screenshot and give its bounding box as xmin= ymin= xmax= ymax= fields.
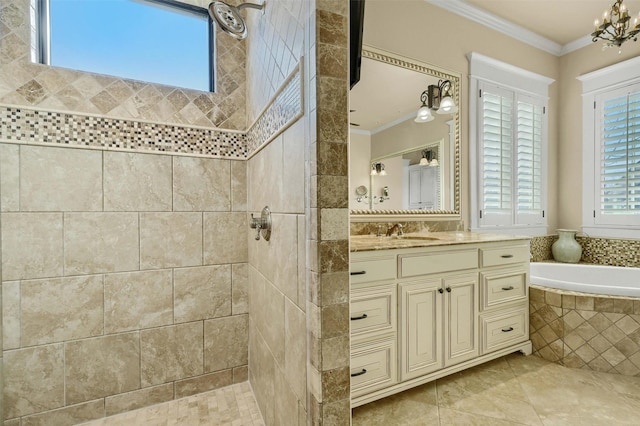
xmin=21 ymin=275 xmax=103 ymax=346
xmin=248 ymin=326 xmax=275 ymax=426
xmin=285 ymin=299 xmax=306 ymax=406
xmin=1 ymin=213 xmax=63 ymax=281
xmin=104 ymin=270 xmax=173 ymax=334
xmin=320 ymin=271 xmax=349 ymax=306
xmin=0 ymin=143 xmax=19 ymax=211
xmin=248 ymin=136 xmax=283 ymax=212
xmin=65 ymin=333 xmax=140 ymax=404
xmin=204 ymin=314 xmax=248 ymax=372
xmin=297 ymin=214 xmax=306 ymax=310
xmin=203 ymin=212 xmax=248 ymax=264
xmin=4 ymin=344 xmax=64 ymax=418
xmin=174 ymin=369 xmax=233 ymax=399
xmin=141 ymin=322 xmax=204 ymax=387
xmin=20 ymin=145 xmax=102 ymax=211
xmin=140 ymin=212 xmax=203 ymax=269
xmin=103 ymin=151 xmax=172 ymax=211
xmin=274 ymin=368 xmax=300 ymax=426
xmin=282 ymin=119 xmax=306 ymax=214
xmin=259 ymin=280 xmax=285 ymax=366
xmin=319 ymin=208 xmax=348 ymax=241
xmin=64 ymin=212 xmax=139 ymax=275
xmin=321 ymin=302 xmax=349 ymax=339
xmin=233 ymin=365 xmax=248 ymax=383
xmin=173 ymin=157 xmax=231 ymax=211
xmin=105 ymin=383 xmax=173 ymax=417
xmin=270 ymin=214 xmax=299 ymax=302
xmin=2 ymin=281 xmax=20 ymax=350
xmin=231 ymin=160 xmax=247 ymax=212
xmin=232 ymin=263 xmax=248 ymax=315
xmin=321 ymin=335 xmax=349 ymax=371
xmin=174 ymin=265 xmax=231 ymax=323
xmin=20 ymin=399 xmax=104 ymax=426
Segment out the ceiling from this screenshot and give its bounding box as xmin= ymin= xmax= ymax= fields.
xmin=458 ymin=0 xmax=640 ymax=46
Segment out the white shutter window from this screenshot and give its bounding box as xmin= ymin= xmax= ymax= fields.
xmin=516 ymin=94 xmax=545 ymax=225
xmin=595 ymin=82 xmax=640 ymax=226
xmin=479 ymin=84 xmax=513 ymax=226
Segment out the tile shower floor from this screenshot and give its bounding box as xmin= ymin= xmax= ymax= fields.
xmin=79 ymin=353 xmax=640 ymax=425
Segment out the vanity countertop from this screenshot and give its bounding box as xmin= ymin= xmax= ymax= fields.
xmin=350 ymin=231 xmax=530 ymax=252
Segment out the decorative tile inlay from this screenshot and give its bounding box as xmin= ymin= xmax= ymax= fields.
xmin=246 ymin=63 xmax=303 ymax=156
xmin=0 ymin=105 xmax=247 ymax=158
xmin=531 ymin=234 xmax=640 ymax=266
xmin=530 ymin=284 xmax=640 ymax=376
xmin=530 ymin=235 xmax=556 ymax=262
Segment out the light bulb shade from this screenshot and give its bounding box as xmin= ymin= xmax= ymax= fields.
xmin=414 ymin=105 xmax=434 ymax=123
xmin=379 ymin=169 xmax=387 ymax=176
xmin=430 ymin=159 xmax=439 ymax=167
xmin=371 ymin=162 xmax=386 ymax=176
xmin=436 ymin=96 xmax=458 ymax=114
xmin=370 ymin=164 xmax=377 ymax=176
xmin=419 ymin=157 xmax=429 ymax=165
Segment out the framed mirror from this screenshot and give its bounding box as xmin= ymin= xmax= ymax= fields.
xmin=349 ymin=46 xmax=461 ymax=219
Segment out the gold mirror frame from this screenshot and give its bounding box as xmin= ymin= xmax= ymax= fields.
xmin=350 ymin=47 xmax=461 ymax=220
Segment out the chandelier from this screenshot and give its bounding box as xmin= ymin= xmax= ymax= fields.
xmin=592 ymin=0 xmax=640 ymax=52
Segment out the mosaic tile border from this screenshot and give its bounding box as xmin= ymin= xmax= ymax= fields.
xmin=531 ymin=234 xmax=640 ymax=267
xmin=245 ymin=61 xmax=304 ymax=157
xmin=0 ymin=105 xmax=247 ymax=159
xmin=530 ymin=284 xmax=640 ymax=377
xmin=0 ymin=61 xmax=303 ymax=160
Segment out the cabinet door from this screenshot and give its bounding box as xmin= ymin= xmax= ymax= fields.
xmin=443 ymin=273 xmax=479 ymax=367
xmin=399 ymin=278 xmax=442 ymax=381
xmin=408 ymin=168 xmax=422 ymax=208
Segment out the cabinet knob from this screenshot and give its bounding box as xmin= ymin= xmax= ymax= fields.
xmin=438 ymin=288 xmax=444 ymax=294
xmin=351 ymin=369 xmax=367 ymax=377
xmin=446 ymin=287 xmax=452 ymax=293
xmin=350 ymin=313 xmax=368 ymax=321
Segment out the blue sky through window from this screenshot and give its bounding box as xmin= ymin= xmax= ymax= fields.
xmin=49 ymin=0 xmax=211 ymax=92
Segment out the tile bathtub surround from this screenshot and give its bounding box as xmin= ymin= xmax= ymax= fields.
xmin=530 ymin=284 xmax=640 ymax=376
xmin=1 ymin=143 xmax=250 ymax=422
xmin=0 ymin=0 xmax=247 ymax=130
xmin=531 ymin=235 xmax=640 ymax=265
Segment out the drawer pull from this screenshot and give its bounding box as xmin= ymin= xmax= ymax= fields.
xmin=502 ymin=327 xmax=514 ymax=332
xmin=501 ymin=286 xmax=515 ymax=291
xmin=350 ymin=313 xmax=368 ymax=321
xmin=350 ymin=271 xmax=367 ymax=276
xmin=500 ymin=254 xmax=514 ymax=258
xmin=351 ymin=369 xmax=367 ymax=377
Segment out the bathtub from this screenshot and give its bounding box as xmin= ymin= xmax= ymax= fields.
xmin=529 ymin=262 xmax=640 ymax=298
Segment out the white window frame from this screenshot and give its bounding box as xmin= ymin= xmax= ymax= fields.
xmin=579 ymin=56 xmax=640 ymax=238
xmin=469 ymin=52 xmax=554 ymax=236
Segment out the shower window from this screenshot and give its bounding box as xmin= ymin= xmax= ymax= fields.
xmin=36 ymin=0 xmax=214 ymax=92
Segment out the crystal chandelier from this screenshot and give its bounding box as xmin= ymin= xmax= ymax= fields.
xmin=592 ymin=0 xmax=640 ymax=52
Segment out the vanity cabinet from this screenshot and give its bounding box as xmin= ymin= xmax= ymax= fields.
xmin=350 ymin=237 xmax=532 ymax=407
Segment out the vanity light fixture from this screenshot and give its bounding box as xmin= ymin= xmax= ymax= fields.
xmin=371 ymin=162 xmax=387 ymax=176
xmin=419 ymin=149 xmax=439 ymax=166
xmin=592 ymin=0 xmax=640 ymax=52
xmin=415 ymin=79 xmax=458 ymax=123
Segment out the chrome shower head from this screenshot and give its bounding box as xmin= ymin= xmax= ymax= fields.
xmin=208 ymin=1 xmax=265 ymax=40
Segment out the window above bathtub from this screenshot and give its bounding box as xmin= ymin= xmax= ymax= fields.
xmin=35 ymin=0 xmax=215 ymax=92
xmin=579 ymin=56 xmax=640 ymax=238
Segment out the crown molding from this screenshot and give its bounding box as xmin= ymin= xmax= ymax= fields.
xmin=425 ymin=0 xmax=592 ymax=57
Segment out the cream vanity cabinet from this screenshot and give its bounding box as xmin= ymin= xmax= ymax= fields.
xmin=350 ymin=238 xmax=532 ymax=407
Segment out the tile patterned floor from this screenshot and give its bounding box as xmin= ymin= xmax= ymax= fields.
xmin=81 ymin=382 xmax=263 ymax=426
xmin=79 ymin=354 xmax=640 ymax=425
xmin=353 ymin=353 xmax=640 ymax=425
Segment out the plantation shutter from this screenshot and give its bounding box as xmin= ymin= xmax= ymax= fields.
xmin=595 ymin=82 xmax=640 ymax=225
xmin=479 ymin=84 xmax=513 ymax=226
xmin=516 ymin=95 xmax=545 ymax=225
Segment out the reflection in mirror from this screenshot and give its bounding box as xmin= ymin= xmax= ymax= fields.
xmin=349 ymin=47 xmax=460 ymax=216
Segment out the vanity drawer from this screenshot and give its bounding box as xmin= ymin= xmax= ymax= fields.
xmin=351 ymin=338 xmax=397 ymax=397
xmin=480 ymin=268 xmax=528 ymax=310
xmin=351 ymin=285 xmax=396 ymax=337
xmin=480 ymin=245 xmax=530 ymax=267
xmin=350 ymin=256 xmax=397 ymax=284
xmin=399 ymin=249 xmax=477 ymax=278
xmin=481 ymin=307 xmax=528 ymax=354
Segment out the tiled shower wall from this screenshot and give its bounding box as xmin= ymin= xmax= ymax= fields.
xmin=0 ymin=0 xmax=246 ymax=130
xmin=0 ymin=143 xmax=250 ymax=424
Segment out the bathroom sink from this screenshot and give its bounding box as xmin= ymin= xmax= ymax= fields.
xmin=390 ymin=235 xmax=440 ymax=241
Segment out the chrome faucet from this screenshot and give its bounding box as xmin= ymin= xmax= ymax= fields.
xmin=386 ymin=223 xmax=404 ymax=237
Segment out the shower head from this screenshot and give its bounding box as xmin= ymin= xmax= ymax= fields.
xmin=208 ymin=1 xmax=265 ymax=40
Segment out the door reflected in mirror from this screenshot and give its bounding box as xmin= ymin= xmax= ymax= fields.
xmin=349 ymin=48 xmax=461 ymax=216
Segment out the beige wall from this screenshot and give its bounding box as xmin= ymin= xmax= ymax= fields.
xmin=557 ymin=41 xmax=640 ymax=229
xmin=0 ymin=145 xmax=249 ymax=423
xmin=361 ymin=1 xmax=560 ymax=231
